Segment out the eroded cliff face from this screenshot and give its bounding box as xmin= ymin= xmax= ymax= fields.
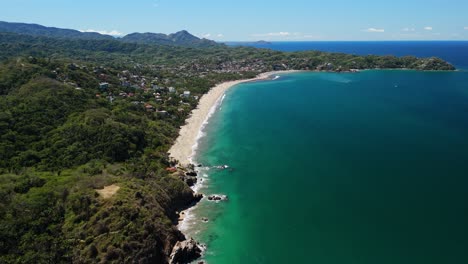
xmin=169 ymin=238 xmax=203 ymax=264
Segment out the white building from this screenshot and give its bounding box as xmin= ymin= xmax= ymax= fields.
xmin=168 ymin=87 xmax=176 ymax=93
xmin=99 ymin=82 xmax=109 ymax=90
xmin=183 ymin=91 xmax=191 ymax=97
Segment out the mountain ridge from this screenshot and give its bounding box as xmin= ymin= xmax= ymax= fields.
xmin=121 ymin=30 xmax=218 ymax=47
xmin=0 ymin=21 xmax=114 ymax=40
xmin=0 ymin=21 xmax=219 ymax=47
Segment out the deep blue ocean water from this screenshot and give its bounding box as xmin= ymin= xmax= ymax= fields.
xmin=183 ymin=42 xmax=468 ymax=264
xmin=226 ymin=41 xmax=468 ymax=69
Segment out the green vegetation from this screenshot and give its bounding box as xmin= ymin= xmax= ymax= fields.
xmin=0 ymin=27 xmax=456 ymax=263
xmin=0 ymin=58 xmax=197 ymax=263
xmin=0 ymin=32 xmax=456 ymax=72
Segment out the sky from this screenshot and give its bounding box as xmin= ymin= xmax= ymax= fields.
xmin=1 ymin=0 xmax=468 ymax=41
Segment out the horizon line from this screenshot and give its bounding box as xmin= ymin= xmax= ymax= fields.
xmin=222 ymin=40 xmax=468 ymax=42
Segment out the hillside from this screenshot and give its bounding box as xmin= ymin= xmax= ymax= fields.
xmin=0 ymin=57 xmax=206 ymax=263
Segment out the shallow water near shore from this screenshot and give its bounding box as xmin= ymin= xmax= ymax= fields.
xmin=184 ymin=70 xmax=468 ymax=263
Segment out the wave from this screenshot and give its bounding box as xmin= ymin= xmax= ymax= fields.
xmin=189 ymin=93 xmax=226 ymax=163
xmin=178 ymin=171 xmax=209 ymax=233
xmin=181 ymin=93 xmax=227 ymax=234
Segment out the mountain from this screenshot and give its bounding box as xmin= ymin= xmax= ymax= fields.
xmin=0 ymin=21 xmax=114 ymax=40
xmin=121 ymin=30 xmax=219 ymax=47
xmin=0 ymin=21 xmax=219 ymax=47
xmin=122 ymin=32 xmax=174 ymax=45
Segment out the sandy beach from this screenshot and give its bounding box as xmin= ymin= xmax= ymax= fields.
xmin=168 ymin=70 xmax=301 ymax=165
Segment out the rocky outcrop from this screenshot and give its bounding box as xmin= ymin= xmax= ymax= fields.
xmin=207 ymin=194 xmax=228 ymax=201
xmin=177 ymin=165 xmax=199 ymax=187
xmin=182 ymin=175 xmax=197 ymax=187
xmin=185 ymin=171 xmax=197 ymax=177
xmin=169 ymin=238 xmax=202 ymax=264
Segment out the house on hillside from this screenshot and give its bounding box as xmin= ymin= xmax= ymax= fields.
xmin=99 ymin=82 xmax=109 ymax=90
xmin=157 ymin=110 xmax=168 ymax=116
xmin=145 ymin=104 xmax=155 ymax=112
xmin=182 ymin=91 xmax=191 ymax=98
xmin=168 ymin=87 xmax=176 ymax=93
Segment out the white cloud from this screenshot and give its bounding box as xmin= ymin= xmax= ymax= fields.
xmin=464 ymin=27 xmax=468 ymax=30
xmin=363 ymin=28 xmax=385 ymax=33
xmin=402 ymin=27 xmax=415 ymax=32
xmin=79 ymin=29 xmax=123 ymax=36
xmin=424 ymin=26 xmax=433 ymax=31
xmin=250 ymin=32 xmax=322 ymax=40
xmin=200 ymin=33 xmax=224 ymax=39
xmin=252 ymin=32 xmax=293 ymax=37
xmin=302 ymin=34 xmax=321 ymax=39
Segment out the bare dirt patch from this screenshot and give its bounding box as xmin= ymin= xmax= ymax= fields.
xmin=96 ymin=184 xmax=120 ymax=199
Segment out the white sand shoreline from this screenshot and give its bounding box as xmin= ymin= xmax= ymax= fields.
xmin=168 ymin=70 xmax=302 ymax=166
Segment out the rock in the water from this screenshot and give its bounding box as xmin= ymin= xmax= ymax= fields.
xmin=169 ymin=238 xmax=202 ymax=264
xmin=207 ymin=194 xmax=228 ymax=201
xmin=185 ymin=171 xmax=198 ymax=177
xmin=194 ymin=193 xmax=203 ymax=201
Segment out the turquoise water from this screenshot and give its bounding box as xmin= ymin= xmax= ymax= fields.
xmin=186 ymin=70 xmax=468 ymax=263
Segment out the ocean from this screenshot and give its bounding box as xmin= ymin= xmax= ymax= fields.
xmin=182 ymin=42 xmax=468 ymax=263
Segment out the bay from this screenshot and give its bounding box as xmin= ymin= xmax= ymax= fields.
xmin=184 ymin=44 xmax=468 ymax=264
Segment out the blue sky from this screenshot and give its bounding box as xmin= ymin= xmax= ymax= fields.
xmin=1 ymin=0 xmax=468 ymax=41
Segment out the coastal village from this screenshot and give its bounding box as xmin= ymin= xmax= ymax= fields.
xmin=55 ymin=56 xmax=366 ymax=128
xmin=54 ymin=61 xmax=208 ymax=123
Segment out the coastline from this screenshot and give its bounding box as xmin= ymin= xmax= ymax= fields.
xmin=168 ymin=70 xmax=301 ymax=261
xmin=168 ymin=70 xmax=302 ymax=166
